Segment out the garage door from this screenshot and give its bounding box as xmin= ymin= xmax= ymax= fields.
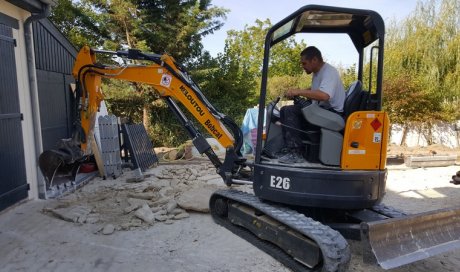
xmin=0 ymin=22 xmax=28 ymax=211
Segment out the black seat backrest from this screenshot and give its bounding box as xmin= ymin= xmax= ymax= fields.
xmin=344 ymin=80 xmax=367 ymax=119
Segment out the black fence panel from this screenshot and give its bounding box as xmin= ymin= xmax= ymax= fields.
xmin=121 ymin=124 xmax=158 ymax=171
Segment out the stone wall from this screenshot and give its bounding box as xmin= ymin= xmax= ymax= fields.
xmin=390 ymin=121 xmax=460 ymax=148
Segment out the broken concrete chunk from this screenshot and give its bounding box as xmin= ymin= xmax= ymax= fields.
xmin=173 ymin=212 xmax=190 ymax=220
xmin=171 ymin=208 xmax=185 ymax=215
xmin=170 ymin=179 xmax=181 ymax=187
xmin=102 ymin=224 xmax=115 ymax=235
xmin=166 ymin=200 xmax=178 ymax=214
xmin=76 ymin=213 xmax=88 ymax=224
xmin=86 ymin=213 xmax=100 ymax=224
xmin=177 ymin=186 xmax=219 ymax=213
xmin=176 ymin=169 xmax=186 ymax=175
xmin=134 ymin=204 xmax=155 ymax=224
xmin=120 ymin=218 xmax=143 ymax=230
xmin=130 ymin=218 xmax=143 ymax=227
xmin=127 ymin=192 xmax=158 ymax=200
xmin=120 ymin=223 xmax=131 ymax=230
xmin=124 ymin=205 xmax=139 ymax=214
xmin=124 ymin=198 xmax=149 ymax=213
xmin=92 ymin=225 xmax=104 ymax=234
xmin=187 ymin=175 xmax=197 ymax=181
xmin=150 ymin=206 xmax=163 ymax=213
xmin=190 ymin=168 xmax=198 ymax=176
xmin=152 ymin=197 xmax=172 ymax=207
xmin=154 ymin=215 xmax=168 ymax=222
xmin=153 ymin=210 xmax=167 ymax=216
xmin=149 ymin=180 xmax=171 ymax=190
xmin=159 ymin=186 xmax=175 ymax=198
xmin=47 ymin=205 xmax=92 ymax=223
xmin=126 ymin=168 xmax=145 ymax=183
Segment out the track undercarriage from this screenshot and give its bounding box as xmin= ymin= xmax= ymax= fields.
xmin=210 ymin=189 xmax=350 ymax=272
xmin=210 ymin=189 xmax=460 ymax=272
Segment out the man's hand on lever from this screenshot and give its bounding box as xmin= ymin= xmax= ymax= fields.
xmin=284 ymin=88 xmax=303 ymax=99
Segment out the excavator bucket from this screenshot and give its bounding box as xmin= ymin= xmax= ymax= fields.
xmin=361 ymin=206 xmax=460 ymax=269
xmin=39 ymin=150 xmax=65 ymax=185
xmin=38 ymin=139 xmax=85 ymax=187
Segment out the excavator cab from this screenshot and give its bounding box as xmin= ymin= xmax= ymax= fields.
xmin=253 ymin=5 xmax=388 ymax=210
xmin=210 ymin=5 xmax=460 ymax=272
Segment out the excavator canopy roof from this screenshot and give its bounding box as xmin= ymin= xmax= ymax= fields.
xmin=269 ymin=5 xmax=385 ymax=51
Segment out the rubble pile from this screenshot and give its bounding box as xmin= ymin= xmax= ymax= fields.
xmin=43 ymin=162 xmax=229 ymax=235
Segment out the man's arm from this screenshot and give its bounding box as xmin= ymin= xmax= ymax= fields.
xmin=285 ymin=88 xmax=330 ymax=101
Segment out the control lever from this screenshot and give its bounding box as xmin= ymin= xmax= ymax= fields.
xmin=293 ymin=96 xmax=312 ymax=108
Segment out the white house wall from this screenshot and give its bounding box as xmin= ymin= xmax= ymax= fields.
xmin=1 ymin=0 xmax=40 ymax=200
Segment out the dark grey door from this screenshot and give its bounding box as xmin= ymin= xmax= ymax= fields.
xmin=0 ymin=24 xmax=28 ymax=211
xmin=38 ymin=71 xmax=74 ymax=151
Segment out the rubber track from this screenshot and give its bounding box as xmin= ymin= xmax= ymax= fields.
xmin=210 ymin=189 xmax=351 ymax=272
xmin=212 ymin=209 xmax=316 ymax=272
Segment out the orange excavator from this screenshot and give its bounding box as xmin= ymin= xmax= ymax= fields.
xmin=39 ymin=5 xmax=460 ymax=272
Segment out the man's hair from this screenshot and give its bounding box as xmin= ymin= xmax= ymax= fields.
xmin=300 ymin=46 xmax=323 ymax=62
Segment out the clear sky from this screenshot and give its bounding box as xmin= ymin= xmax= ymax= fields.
xmin=202 ymin=0 xmax=419 ymax=66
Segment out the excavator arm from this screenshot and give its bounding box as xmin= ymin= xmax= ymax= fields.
xmin=71 ymin=46 xmax=247 ymax=184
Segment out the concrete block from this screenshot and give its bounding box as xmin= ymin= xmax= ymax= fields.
xmin=405 ymin=155 xmax=457 ymax=168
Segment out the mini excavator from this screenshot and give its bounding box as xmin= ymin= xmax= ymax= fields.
xmin=39 ymin=5 xmax=460 ymax=272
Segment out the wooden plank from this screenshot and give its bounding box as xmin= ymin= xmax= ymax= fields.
xmin=90 ymin=133 xmax=106 ymax=178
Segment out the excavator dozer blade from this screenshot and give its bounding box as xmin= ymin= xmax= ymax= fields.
xmin=361 ymin=206 xmax=460 ymax=269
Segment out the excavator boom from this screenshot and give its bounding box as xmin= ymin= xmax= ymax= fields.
xmin=72 ymin=46 xmax=236 ymax=154
xmin=39 ymin=46 xmax=248 ymax=187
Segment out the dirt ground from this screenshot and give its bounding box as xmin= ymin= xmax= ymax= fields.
xmin=2 ymin=145 xmax=460 ymax=272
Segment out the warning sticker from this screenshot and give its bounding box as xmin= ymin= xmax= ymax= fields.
xmin=349 ymin=149 xmax=366 ymax=155
xmin=373 ymin=132 xmax=382 ymax=143
xmin=352 ymin=120 xmax=363 ymax=129
xmin=160 ymin=74 xmax=172 ymax=87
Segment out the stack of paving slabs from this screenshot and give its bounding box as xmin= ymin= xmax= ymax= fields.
xmin=98 ymin=115 xmax=123 ymax=178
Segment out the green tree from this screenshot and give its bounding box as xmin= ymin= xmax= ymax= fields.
xmin=225 ymin=19 xmax=306 ymax=79
xmin=384 ymin=0 xmax=460 ymax=124
xmin=49 ymin=0 xmax=110 ymax=48
xmin=190 ymin=51 xmax=257 ymax=124
xmin=135 ymin=0 xmax=228 ymax=62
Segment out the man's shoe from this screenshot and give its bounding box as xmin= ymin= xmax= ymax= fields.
xmin=278 ymin=152 xmax=305 ymax=164
xmin=274 ymin=148 xmax=290 ymax=158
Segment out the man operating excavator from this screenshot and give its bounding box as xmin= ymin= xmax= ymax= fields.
xmin=278 ymin=46 xmax=346 ymax=164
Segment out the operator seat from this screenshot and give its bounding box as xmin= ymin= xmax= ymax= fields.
xmin=343 ymin=80 xmax=365 ymax=119
xmin=300 ymin=80 xmax=364 ymax=165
